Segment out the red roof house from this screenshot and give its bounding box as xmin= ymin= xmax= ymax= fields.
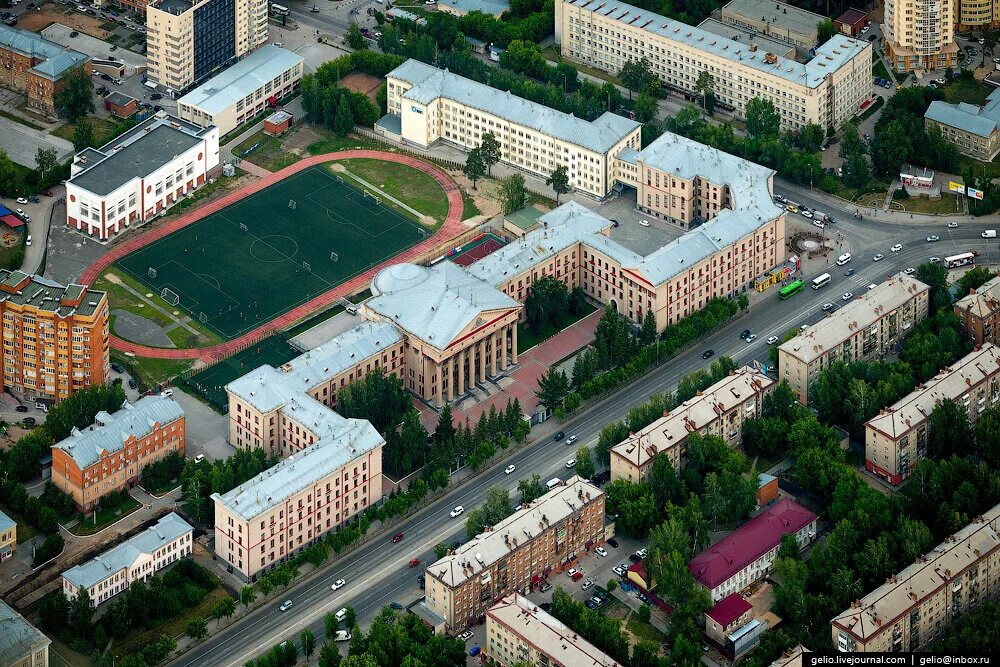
xmin=688 ymin=499 xmax=817 ymax=600
xmin=706 ymin=593 xmax=753 ymax=628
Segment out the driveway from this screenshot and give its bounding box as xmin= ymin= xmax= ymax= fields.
xmin=0 ymin=116 xmax=73 ymax=168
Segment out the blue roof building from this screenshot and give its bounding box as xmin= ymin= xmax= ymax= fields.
xmin=925 ymin=88 xmax=1000 ymax=161
xmin=0 ymin=24 xmax=87 ymax=114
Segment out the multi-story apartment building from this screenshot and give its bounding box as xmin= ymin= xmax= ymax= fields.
xmin=146 ymin=0 xmax=269 ymax=92
xmin=0 ymin=25 xmax=87 ymax=116
xmin=51 ymin=396 xmax=185 ymax=511
xmin=177 ymin=45 xmax=303 ymax=136
xmin=610 ymin=367 xmax=774 ymax=482
xmin=0 ymin=271 xmax=109 ymax=406
xmin=485 ymin=593 xmax=622 ymax=667
xmin=382 ymin=59 xmax=642 ymax=198
xmin=470 ymin=135 xmax=786 ymax=331
xmin=778 ymin=273 xmax=930 ymax=405
xmin=424 ymin=477 xmax=605 ymax=630
xmin=62 ymin=513 xmax=193 ymax=607
xmin=0 ymin=509 xmax=15 ymax=563
xmin=0 ymin=599 xmax=51 ymax=667
xmin=883 ymin=0 xmax=958 ymax=72
xmin=211 ymin=411 xmax=384 ymax=582
xmin=689 ymin=498 xmax=817 ymax=602
xmin=831 ymin=503 xmax=1000 ymax=652
xmin=925 ymin=89 xmax=1000 ymax=161
xmin=865 ymin=344 xmax=1000 ymax=485
xmin=554 ymin=0 xmax=872 ymax=131
xmin=718 ymin=0 xmax=824 ymax=51
xmin=66 ymin=112 xmax=220 ymax=240
xmin=954 ymin=273 xmax=1000 ymax=345
xmin=956 ymin=0 xmax=1000 ymax=30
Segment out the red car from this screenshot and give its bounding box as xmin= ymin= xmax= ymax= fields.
xmin=408 ymin=558 xmax=420 ymax=568
xmin=42 ymin=191 xmax=52 ymax=197
xmin=571 ymin=571 xmax=584 ymax=582
xmin=391 ymin=532 xmax=404 ymax=543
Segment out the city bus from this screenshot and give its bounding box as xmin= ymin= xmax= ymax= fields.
xmin=812 ymin=273 xmax=832 ymax=289
xmin=270 ymin=3 xmax=289 ymax=16
xmin=944 ymin=252 xmax=975 ymax=269
xmin=779 ymin=279 xmax=805 ymax=300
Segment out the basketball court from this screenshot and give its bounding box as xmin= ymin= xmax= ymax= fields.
xmin=448 ymin=232 xmax=506 ymax=267
xmin=114 ymin=165 xmax=428 ymax=339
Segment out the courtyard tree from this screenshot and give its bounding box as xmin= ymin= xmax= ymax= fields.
xmin=535 ymin=368 xmax=570 ymax=412
xmin=619 ymin=58 xmax=654 ymax=100
xmin=72 ymin=119 xmax=95 ymax=151
xmin=695 ymin=71 xmax=715 ymax=113
xmin=55 ymin=66 xmax=96 ymax=122
xmin=34 ymin=147 xmax=58 ymax=181
xmin=546 ymin=165 xmax=570 ymax=204
xmin=634 ymin=92 xmax=658 ymax=123
xmin=497 ymin=173 xmax=526 ymax=215
xmin=346 ymin=23 xmax=367 ymax=50
xmin=799 ymin=122 xmax=825 ymax=153
xmin=817 ymin=19 xmax=837 ymax=45
xmin=575 ymin=445 xmax=595 ymax=479
xmin=463 ymin=147 xmax=485 ymax=189
xmin=745 ymin=97 xmax=780 ymax=140
xmin=479 ymin=132 xmax=502 ymax=176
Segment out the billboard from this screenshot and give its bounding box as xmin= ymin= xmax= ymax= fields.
xmin=949 ymin=181 xmax=966 ymax=194
xmin=969 ymin=187 xmax=985 ymax=200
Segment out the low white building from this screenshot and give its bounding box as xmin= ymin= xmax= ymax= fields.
xmin=380 ymin=59 xmax=642 ymax=198
xmin=65 ymin=113 xmax=219 ymax=240
xmin=61 ymin=512 xmax=193 ymax=606
xmin=177 ymin=45 xmax=304 ymax=136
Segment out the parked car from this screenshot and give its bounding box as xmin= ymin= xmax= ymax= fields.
xmin=904 ymin=267 xmax=916 ymax=275
xmin=22 ymin=417 xmax=36 ymax=426
xmin=194 ymin=454 xmax=205 ymax=463
xmin=595 ymin=546 xmax=608 ymax=557
xmin=389 ymin=602 xmax=403 ymax=610
xmin=582 ymin=579 xmax=594 ymax=590
xmin=636 ymin=548 xmax=647 ymax=559
xmin=567 ymin=568 xmax=578 ymax=578
xmin=538 ymin=582 xmax=552 ymax=592
xmin=613 ymin=565 xmax=627 ymax=576
xmin=128 ymin=378 xmax=137 ymax=389
xmin=458 ymin=630 xmax=474 ymax=641
xmin=606 ymin=538 xmax=619 ymax=548
xmin=628 ymin=554 xmax=642 ymax=563
xmin=15 ymin=405 xmax=28 ymax=413
xmin=571 ymin=571 xmax=584 ymax=581
xmin=69 ymin=30 xmax=79 ymax=37
xmin=469 ymin=647 xmax=482 ymax=658
xmin=150 ymin=93 xmax=162 ymax=100
xmin=638 ymin=219 xmax=650 ymax=227
xmin=16 ymin=197 xmax=27 ymax=204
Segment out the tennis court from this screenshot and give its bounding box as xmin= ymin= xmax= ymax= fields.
xmin=448 ymin=233 xmax=506 ymax=267
xmin=114 ymin=165 xmax=429 ymax=339
xmin=182 ymin=335 xmax=299 ymax=410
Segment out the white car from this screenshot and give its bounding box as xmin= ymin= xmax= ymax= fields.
xmin=891 ymin=244 xmax=903 ymax=252
xmin=926 ymin=235 xmax=940 ymax=242
xmin=458 ymin=630 xmax=474 ymax=641
xmin=582 ymin=579 xmax=594 ymax=590
xmin=450 ymin=506 xmax=464 ymax=518
xmin=904 ymin=267 xmax=916 ymax=275
xmin=613 ymin=565 xmax=627 ymax=576
xmin=16 ymin=197 xmax=27 ymax=205
xmin=873 ymin=253 xmax=885 ymax=261
xmin=565 ymin=435 xmax=578 ymax=445
xmin=565 ymin=459 xmax=576 ymax=468
xmin=279 ymin=600 xmax=293 ymax=612
xmin=822 ymin=302 xmax=834 ymax=312
xmin=194 ymin=454 xmax=205 ymax=463
xmin=638 ymin=220 xmax=650 ymax=227
xmin=567 ymin=568 xmax=578 ymax=578
xmin=948 ymin=222 xmax=959 ymax=229
xmin=801 ymin=210 xmax=814 ymax=218
xmin=766 ymin=335 xmax=779 ymax=345
xmin=842 ymin=292 xmax=854 ymax=301
xmin=595 ymin=546 xmax=608 ymax=557
xmin=929 ymin=256 xmax=941 ymax=263
xmin=636 ymin=548 xmax=648 ymax=559
xmin=504 ymin=464 xmax=516 ymax=475
xmin=812 ymin=220 xmax=825 ymax=229
xmin=331 ymin=579 xmax=346 ymax=591
xmin=744 ymin=333 xmax=756 ymax=342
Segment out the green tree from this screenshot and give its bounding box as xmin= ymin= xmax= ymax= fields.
xmin=619 ymin=58 xmax=654 ymax=100
xmin=480 ymin=131 xmax=502 ymax=176
xmin=212 ymin=597 xmax=236 ymax=626
xmin=695 ymin=70 xmax=715 ymax=113
xmin=347 ymin=23 xmax=367 ymax=50
xmin=636 ymin=603 xmax=651 ymax=624
xmin=634 ymin=92 xmax=658 ymax=123
xmin=956 ymin=266 xmax=997 ymax=298
xmin=840 ymin=122 xmax=864 ymax=158
xmin=574 ymin=445 xmax=594 ymax=479
xmin=301 ymin=628 xmax=316 ymax=657
xmin=332 ymin=95 xmax=355 ymax=136
xmin=842 ymin=150 xmax=870 ymax=188
xmin=546 ymin=164 xmax=571 ymax=204
xmin=517 ymin=474 xmax=546 ymax=505
xmin=817 ymin=18 xmax=837 ymax=45
xmin=497 ymin=173 xmax=526 ymax=215
xmin=186 ymin=617 xmax=208 ymax=640
xmin=535 ymin=367 xmax=570 ymax=411
xmin=928 ymin=399 xmax=974 ymax=459
xmin=604 ymin=480 xmax=659 ymax=536
xmin=745 ymin=98 xmax=780 ymax=140
xmin=35 ymin=147 xmax=58 ymax=181
xmin=463 ymin=147 xmax=485 ymax=190
xmin=240 ymin=586 xmax=256 ymax=612
xmin=915 ymin=261 xmax=952 ymax=313
xmin=318 ymin=642 xmax=342 ymax=667
xmin=70 ymin=587 xmax=93 ymax=637
xmin=638 ymin=310 xmax=657 ymax=346
xmin=73 ymin=119 xmax=96 ymax=150
xmin=55 ymin=66 xmax=96 ymax=122
xmin=870 ymin=119 xmax=911 ymax=177
xmin=799 ymin=122 xmax=825 ymax=153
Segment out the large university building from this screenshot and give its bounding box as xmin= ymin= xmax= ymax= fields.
xmin=554 ymin=0 xmax=872 ymax=131
xmin=610 ymin=367 xmax=774 ymax=482
xmin=0 ymin=271 xmax=109 ymax=406
xmin=423 ymin=477 xmax=605 ymax=630
xmin=865 ymin=344 xmax=1000 ymax=485
xmin=831 ymin=502 xmax=1000 ymax=652
xmin=778 ymin=273 xmax=930 ymax=405
xmin=51 ymin=396 xmax=185 ymax=511
xmin=381 ymin=59 xmax=642 ymax=198
xmin=66 ymin=112 xmax=220 ymax=240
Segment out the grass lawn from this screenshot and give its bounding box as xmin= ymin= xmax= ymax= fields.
xmin=872 ymin=58 xmax=892 ymax=82
xmin=0 ymin=504 xmax=39 ymax=543
xmin=69 ymin=495 xmax=142 ymax=536
xmin=626 ymin=616 xmax=666 ymax=643
xmin=336 ymin=157 xmax=450 ymax=224
xmin=114 ymin=352 xmax=194 ymax=390
xmin=0 ymin=232 xmax=25 ymax=271
xmin=52 ymin=117 xmax=120 ymax=145
xmin=858 ymin=94 xmax=884 ymax=121
xmin=517 ymin=303 xmax=597 ymax=354
xmin=958 ymin=153 xmax=1000 ymax=179
xmin=541 ymin=45 xmax=621 ymax=86
xmin=942 ymin=77 xmax=994 ymax=105
xmin=233 ymin=131 xmax=303 ymax=172
xmin=307 ymin=135 xmax=378 ymax=155
xmin=0 ymin=110 xmax=45 ymax=131
xmin=115 ymin=587 xmax=231 ymax=657
xmin=461 ymin=188 xmax=482 ymax=220
xmin=900 ymin=192 xmax=962 ymax=215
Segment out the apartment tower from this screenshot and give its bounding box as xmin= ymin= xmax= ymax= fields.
xmin=884 ymin=0 xmax=958 ymax=71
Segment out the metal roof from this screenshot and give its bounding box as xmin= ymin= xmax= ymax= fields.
xmin=178 ymin=45 xmax=304 ymax=116
xmin=719 ymin=0 xmax=824 ymax=40
xmin=698 ymin=18 xmax=796 ymax=59
xmin=0 ymin=24 xmax=87 ymax=81
xmin=62 ymin=513 xmax=193 ymax=591
xmin=954 ymin=273 xmax=1000 ymax=318
xmin=388 ymin=59 xmax=641 ymax=154
xmin=366 ymin=262 xmax=520 ymax=350
xmin=0 ymin=510 xmax=14 ymax=535
xmin=0 ymin=599 xmax=50 ymax=666
xmin=52 ymin=395 xmax=184 ymax=470
xmin=562 ymin=0 xmax=869 ymax=89
xmin=925 ymin=90 xmax=1000 ymax=139
xmin=0 ymin=271 xmax=106 ymax=318
xmin=437 ymin=0 xmax=510 ymax=14
xmin=212 ymin=413 xmax=383 ymax=521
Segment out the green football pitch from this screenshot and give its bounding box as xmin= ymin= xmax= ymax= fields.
xmin=114 ymin=165 xmax=429 ymax=339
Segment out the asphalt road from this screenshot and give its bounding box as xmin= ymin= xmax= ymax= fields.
xmin=170 ymin=185 xmax=997 ymax=666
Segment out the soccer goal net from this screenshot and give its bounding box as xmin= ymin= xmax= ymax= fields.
xmin=161 ymin=288 xmax=180 ymax=306
xmin=148 ymin=267 xmax=157 ymax=279
xmin=363 ymin=190 xmax=382 ymax=205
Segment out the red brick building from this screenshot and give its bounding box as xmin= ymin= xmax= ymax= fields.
xmin=0 ymin=25 xmax=88 ymax=116
xmin=835 ymin=9 xmax=868 ymax=37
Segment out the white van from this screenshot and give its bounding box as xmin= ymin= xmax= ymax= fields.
xmin=546 ymin=478 xmax=562 ymax=490
xmin=335 ymin=607 xmax=348 ymax=622
xmin=984 ymin=229 xmax=997 ymax=238
xmin=836 ymin=253 xmax=852 ymax=266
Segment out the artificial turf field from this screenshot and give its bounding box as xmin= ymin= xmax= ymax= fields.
xmin=114 ymin=165 xmax=429 ymax=339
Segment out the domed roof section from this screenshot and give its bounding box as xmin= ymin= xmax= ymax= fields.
xmin=371 ymin=263 xmax=428 ymax=296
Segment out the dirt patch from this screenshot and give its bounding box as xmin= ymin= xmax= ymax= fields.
xmin=340 ymin=71 xmax=382 ymax=106
xmin=450 ymin=170 xmax=502 ymax=221
xmin=18 ymin=4 xmax=113 ymax=39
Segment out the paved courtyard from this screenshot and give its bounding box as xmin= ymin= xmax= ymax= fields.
xmin=0 ymin=115 xmax=73 ymax=168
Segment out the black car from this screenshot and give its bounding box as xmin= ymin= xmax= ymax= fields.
xmin=27 ymin=195 xmax=39 ymax=203
xmin=128 ymin=379 xmax=137 ymax=389
xmin=389 ymin=602 xmax=403 ymax=610
xmin=740 ymin=329 xmax=751 ymax=339
xmin=150 ymin=93 xmax=162 ymax=100
xmin=585 ymin=599 xmax=598 ymax=610
xmin=553 ymin=431 xmax=565 ymax=441
xmin=23 ymin=417 xmax=36 ymax=427
xmin=15 ymin=405 xmax=28 ymax=413
xmin=701 ymin=349 xmax=714 ymax=359
xmin=844 ymin=268 xmax=855 ymax=277
xmin=628 ymin=554 xmax=642 ymax=563
xmin=111 ymin=362 xmax=125 ymax=373
xmin=100 ymin=73 xmax=112 ymax=81
xmin=69 ymin=30 xmax=79 ymax=37
xmin=606 ymin=538 xmax=619 ymax=548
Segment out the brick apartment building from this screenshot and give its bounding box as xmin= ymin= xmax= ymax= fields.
xmin=424 ymin=477 xmax=606 ymax=630
xmin=831 ymin=502 xmax=1000 ymax=652
xmin=778 ymin=273 xmax=930 ymax=404
xmin=865 ymin=344 xmax=1000 ymax=484
xmin=0 ymin=25 xmax=87 ymax=115
xmin=610 ymin=367 xmax=774 ymax=482
xmin=954 ymin=274 xmax=1000 ymax=346
xmin=51 ymin=396 xmax=185 ymax=511
xmin=0 ymin=271 xmax=108 ymax=406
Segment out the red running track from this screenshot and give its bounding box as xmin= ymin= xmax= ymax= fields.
xmin=81 ymin=150 xmax=465 ymax=361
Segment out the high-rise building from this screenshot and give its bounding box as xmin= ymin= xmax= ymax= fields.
xmin=883 ymin=0 xmax=957 ymax=72
xmin=0 ymin=271 xmax=109 ymax=406
xmin=146 ymin=0 xmax=269 ymax=92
